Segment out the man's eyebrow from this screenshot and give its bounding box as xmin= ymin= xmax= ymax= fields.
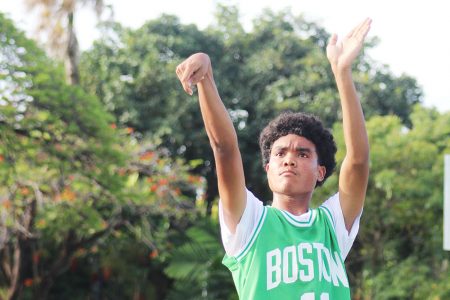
xmin=273 ymin=146 xmax=287 ymax=151
xmin=272 ymin=146 xmax=313 ymax=152
xmin=296 ymin=147 xmax=312 ymax=153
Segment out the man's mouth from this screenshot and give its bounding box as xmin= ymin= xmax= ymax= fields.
xmin=280 ymin=170 xmax=296 ymax=176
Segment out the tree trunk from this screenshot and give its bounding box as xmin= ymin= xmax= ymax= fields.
xmin=66 ymin=11 xmax=80 ymax=85
xmin=7 ymin=242 xmax=22 ymax=300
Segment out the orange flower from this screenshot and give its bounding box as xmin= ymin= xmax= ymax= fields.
xmin=110 ymin=123 xmax=117 ymax=129
xmin=139 ymin=151 xmax=154 ymax=161
xmin=2 ymin=199 xmax=11 ymax=209
xmin=0 ymin=155 xmax=4 ymax=162
xmin=126 ymin=127 xmax=134 ymax=134
xmin=37 ymin=219 xmax=46 ymax=227
xmin=24 ymin=278 xmax=33 ymax=287
xmin=102 ymin=267 xmax=112 ymax=281
xmin=158 ymin=178 xmax=168 ymax=186
xmin=188 ymin=175 xmax=200 ymax=183
xmin=61 ymin=187 xmax=76 ymax=201
xmin=149 ymin=249 xmax=159 ymax=259
xmin=32 ymin=252 xmax=40 ymax=264
xmin=20 ymin=187 xmax=30 ymax=196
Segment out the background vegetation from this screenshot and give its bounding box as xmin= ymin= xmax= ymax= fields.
xmin=0 ymin=3 xmax=449 ymax=299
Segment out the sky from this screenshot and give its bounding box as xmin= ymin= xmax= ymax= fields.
xmin=1 ymin=0 xmax=449 ymax=112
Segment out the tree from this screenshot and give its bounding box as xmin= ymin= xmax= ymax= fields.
xmin=312 ymin=105 xmax=450 ymax=299
xmin=0 ymin=13 xmax=201 ymax=299
xmin=359 ymin=106 xmax=449 ymax=299
xmin=164 ymin=218 xmax=237 ymax=300
xmin=79 ymin=5 xmax=423 ymax=208
xmin=24 ymin=0 xmax=109 ymax=84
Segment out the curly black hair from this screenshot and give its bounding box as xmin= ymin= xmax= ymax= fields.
xmin=259 ymin=111 xmax=337 ymax=187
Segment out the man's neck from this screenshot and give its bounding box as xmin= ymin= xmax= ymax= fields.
xmin=271 ymin=192 xmax=312 ymax=216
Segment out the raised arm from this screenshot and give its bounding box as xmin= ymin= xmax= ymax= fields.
xmin=326 ymin=19 xmax=371 ymax=231
xmin=176 ymin=53 xmax=246 ymax=233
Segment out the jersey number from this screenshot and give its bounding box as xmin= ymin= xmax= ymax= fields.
xmin=300 ymin=292 xmax=329 ymax=300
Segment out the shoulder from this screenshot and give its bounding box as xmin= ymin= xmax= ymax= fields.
xmin=219 ymin=188 xmax=265 ymax=256
xmin=320 ymin=193 xmax=362 ymax=260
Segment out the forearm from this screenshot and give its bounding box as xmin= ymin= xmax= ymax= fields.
xmin=327 ymin=18 xmax=371 ymax=230
xmin=334 ymin=68 xmax=369 ymax=230
xmin=334 ymin=68 xmax=369 ymax=163
xmin=176 ymin=53 xmax=245 ymax=230
xmin=197 ymin=68 xmax=239 ymax=153
xmin=197 ymin=64 xmax=246 ymax=230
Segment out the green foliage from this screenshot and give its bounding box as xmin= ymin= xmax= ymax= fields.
xmin=164 ymin=219 xmax=237 ymax=300
xmin=2 ymin=3 xmax=447 ymax=299
xmin=315 ymin=106 xmax=450 ymax=299
xmin=79 ymin=5 xmax=423 ymax=205
xmin=0 ymin=12 xmax=203 ymax=299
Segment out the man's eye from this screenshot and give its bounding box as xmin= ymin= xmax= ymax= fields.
xmin=275 ymin=152 xmax=284 ymax=157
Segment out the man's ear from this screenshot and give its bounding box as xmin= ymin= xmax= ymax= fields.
xmin=317 ymin=165 xmax=326 ymax=182
xmin=265 ymin=163 xmax=269 ymax=173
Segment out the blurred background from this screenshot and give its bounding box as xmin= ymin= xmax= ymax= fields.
xmin=0 ymin=0 xmax=449 ymax=299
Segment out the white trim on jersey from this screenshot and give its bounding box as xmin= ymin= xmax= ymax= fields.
xmin=235 ymin=207 xmax=267 ymax=261
xmin=219 ymin=189 xmax=264 ymax=256
xmin=321 ymin=193 xmax=362 ymax=259
xmin=280 ymin=209 xmax=317 ymax=227
xmin=219 ymin=189 xmax=362 ymax=260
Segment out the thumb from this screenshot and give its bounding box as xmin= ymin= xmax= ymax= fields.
xmin=327 ymin=33 xmax=338 ymax=47
xmin=189 ymin=70 xmax=206 ymax=86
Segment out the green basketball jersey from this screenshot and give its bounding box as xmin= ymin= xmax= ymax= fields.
xmin=223 ymin=206 xmax=350 ymax=299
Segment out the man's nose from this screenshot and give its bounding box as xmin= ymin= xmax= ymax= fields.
xmin=283 ymin=155 xmax=296 ymax=166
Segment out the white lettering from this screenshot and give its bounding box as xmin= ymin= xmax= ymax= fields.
xmin=300 ymin=292 xmax=314 ymax=300
xmin=297 ymin=243 xmax=314 ymax=282
xmin=300 ymin=292 xmax=330 ymax=300
xmin=283 ymin=246 xmax=298 ymax=284
xmin=266 ymin=243 xmax=348 ymax=291
xmin=331 ymin=251 xmax=349 ymax=287
xmin=267 ymin=248 xmax=281 ymax=290
xmin=320 ymin=245 xmax=332 ymax=283
xmin=312 ymin=243 xmax=325 ymax=282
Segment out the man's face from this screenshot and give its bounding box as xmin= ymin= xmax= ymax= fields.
xmin=265 ymin=134 xmax=326 ymax=196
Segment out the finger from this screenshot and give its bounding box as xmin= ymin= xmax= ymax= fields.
xmin=179 ymin=61 xmax=198 ymax=95
xmin=178 ymin=67 xmax=192 ymax=95
xmin=356 ymin=18 xmax=372 ymax=40
xmin=189 ymin=69 xmax=206 ymax=86
xmin=184 ymin=78 xmax=193 ymax=95
xmin=176 ymin=64 xmax=184 ymax=80
xmin=327 ymin=33 xmax=338 ymax=46
xmin=346 ymin=18 xmax=366 ymax=39
xmin=353 ymin=18 xmax=372 ymax=40
xmin=345 ymin=28 xmax=356 ymax=39
xmin=181 ymin=59 xmax=200 ymax=83
xmin=176 ymin=64 xmax=192 ymax=94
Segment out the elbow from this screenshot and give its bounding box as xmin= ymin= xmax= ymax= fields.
xmin=210 ymin=137 xmax=239 ymax=157
xmin=347 ymin=149 xmax=370 ymax=167
xmin=348 ymin=141 xmax=370 ymax=165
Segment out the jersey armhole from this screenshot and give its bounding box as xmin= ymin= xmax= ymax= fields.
xmin=319 ymin=205 xmax=336 ymax=229
xmin=234 ymin=206 xmax=267 ymax=262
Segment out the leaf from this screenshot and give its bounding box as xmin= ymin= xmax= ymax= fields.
xmin=126 ymin=172 xmax=139 ymax=187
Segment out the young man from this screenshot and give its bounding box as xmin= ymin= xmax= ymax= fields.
xmin=176 ymin=18 xmax=371 ymax=299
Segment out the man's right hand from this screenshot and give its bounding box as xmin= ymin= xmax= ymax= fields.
xmin=176 ymin=53 xmax=211 ymax=95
